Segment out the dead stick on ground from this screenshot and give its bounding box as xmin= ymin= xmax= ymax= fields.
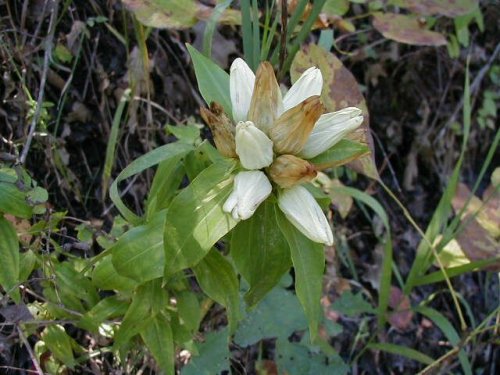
xmin=19 ymin=0 xmax=59 ymax=165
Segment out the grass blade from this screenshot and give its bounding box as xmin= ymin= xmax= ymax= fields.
xmin=102 ymin=88 xmax=131 ymax=201
xmin=203 ymin=0 xmax=233 ymax=59
xmin=367 ymin=343 xmax=434 ymax=366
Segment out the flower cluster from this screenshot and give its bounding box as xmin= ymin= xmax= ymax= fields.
xmin=201 ymin=58 xmax=363 ymax=246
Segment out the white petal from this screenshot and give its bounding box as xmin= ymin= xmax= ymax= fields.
xmin=282 ymin=67 xmax=323 ymax=112
xmin=230 ymin=58 xmax=255 ymax=122
xmin=300 ymin=107 xmax=364 ymax=159
xmin=278 ymin=185 xmax=333 ymax=245
xmin=235 ymin=121 xmax=274 ymax=170
xmin=223 ymin=171 xmax=272 ymax=220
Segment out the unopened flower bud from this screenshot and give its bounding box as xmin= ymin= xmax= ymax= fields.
xmin=269 ymin=155 xmax=317 ymax=188
xmin=235 ymin=121 xmax=274 ymax=170
xmin=278 ymin=185 xmax=333 ymax=246
xmin=223 ymin=171 xmax=272 ymax=220
xmin=200 ymin=102 xmax=237 ymax=158
xmin=301 ymin=107 xmax=364 ymax=159
xmin=230 ymin=58 xmax=255 ymax=123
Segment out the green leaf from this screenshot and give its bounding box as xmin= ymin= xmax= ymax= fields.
xmin=323 ymin=0 xmax=350 ymax=16
xmin=273 ymin=209 xmax=325 ymax=341
xmin=309 ymin=139 xmax=370 ymax=170
xmin=19 ymin=249 xmax=37 ymax=282
xmin=164 ymin=160 xmax=238 ymax=276
xmin=192 ymin=249 xmax=240 ymax=333
xmin=0 ymin=216 xmax=20 ymax=302
xmin=92 ymin=255 xmax=138 ymax=291
xmin=176 ymin=291 xmax=201 ymax=332
xmin=141 ymin=313 xmax=175 ymax=375
xmin=231 ymin=200 xmax=291 ymax=307
xmin=146 ymin=157 xmax=185 ymax=216
xmin=184 ymin=141 xmax=217 ymax=181
xmin=234 ymin=284 xmax=307 ymax=347
xmin=276 ymin=339 xmax=348 ymax=375
xmin=110 ymin=142 xmax=193 ymax=225
xmin=112 ymin=211 xmax=166 ymax=283
xmin=0 ymin=177 xmax=33 ymax=218
xmin=42 ymin=325 xmax=77 ymax=369
xmin=413 ymin=258 xmax=500 ymax=286
xmin=50 ymin=262 xmax=99 ymax=312
xmin=331 ymin=291 xmax=375 ymax=317
xmin=367 ymin=343 xmax=434 ymax=365
xmin=79 ymin=296 xmax=129 ymax=333
xmin=114 ymin=279 xmax=169 ymax=349
xmin=181 ymin=328 xmax=230 ymax=375
xmin=187 ymin=44 xmax=232 ymax=116
xmin=166 ymin=124 xmax=201 ymax=145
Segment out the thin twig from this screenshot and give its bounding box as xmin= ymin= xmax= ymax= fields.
xmin=19 ymin=0 xmax=59 ymax=165
xmin=17 ymin=326 xmax=44 ymax=375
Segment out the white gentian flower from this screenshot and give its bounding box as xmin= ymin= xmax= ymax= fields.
xmin=282 ymin=67 xmax=323 ymax=112
xmin=235 ymin=121 xmax=274 ymax=170
xmin=278 ymin=185 xmax=334 ymax=246
xmin=230 ymin=58 xmax=255 ymax=122
xmin=301 ymin=107 xmax=364 ymax=159
xmin=202 ymin=58 xmax=364 ymax=245
xmin=223 ymin=171 xmax=272 ymax=220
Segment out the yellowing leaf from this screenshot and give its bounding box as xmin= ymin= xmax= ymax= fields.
xmin=373 ymin=13 xmax=447 ymax=46
xmin=291 ymin=44 xmax=378 ymax=179
xmin=123 ymin=0 xmax=199 ymax=29
xmin=123 ymin=0 xmax=241 ymax=29
xmin=390 ymin=0 xmax=479 ymax=17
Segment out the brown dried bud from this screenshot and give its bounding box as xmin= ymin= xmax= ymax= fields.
xmin=200 ymin=102 xmax=237 ymax=158
xmin=268 ymin=154 xmax=317 ymax=188
xmin=269 ymin=96 xmax=324 ymax=155
xmin=247 ymin=62 xmax=283 ymax=134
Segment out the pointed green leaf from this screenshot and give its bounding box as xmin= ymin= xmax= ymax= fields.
xmin=308 ymin=139 xmax=370 ymax=170
xmin=187 ymin=44 xmax=232 ymax=116
xmin=110 ymin=142 xmax=193 ymax=225
xmin=112 ymin=211 xmax=166 ymax=283
xmin=0 ymin=216 xmax=20 ymax=302
xmin=42 ymin=325 xmax=77 ymax=369
xmin=231 ymin=200 xmax=291 ymax=306
xmin=114 ymin=279 xmax=169 ymax=349
xmin=92 ymin=255 xmax=138 ymax=291
xmin=164 ymin=160 xmax=238 ymax=276
xmin=147 ymin=158 xmax=185 ymax=216
xmin=141 ymin=314 xmax=175 ymax=375
xmin=276 ymin=209 xmax=325 ymax=341
xmin=79 ymin=296 xmax=129 ymax=333
xmin=193 ymin=249 xmax=240 ymax=333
